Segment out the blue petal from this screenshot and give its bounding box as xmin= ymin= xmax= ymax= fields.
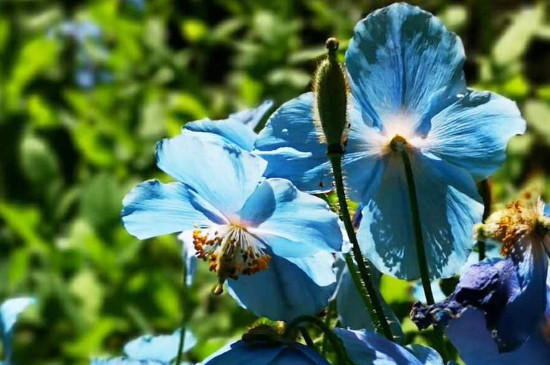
xmin=335 ymin=328 xmax=436 ymax=365
xmin=156 ymin=133 xmax=267 ymax=215
xmin=446 ymin=308 xmax=550 ymax=365
xmin=254 ymin=93 xmax=333 ymax=193
xmin=227 ymin=250 xmax=336 ymax=322
xmin=1 ymin=297 xmax=35 ymax=362
xmin=357 ymin=152 xmax=483 ymax=280
xmin=406 ymin=344 xmax=444 ymax=365
xmin=123 ymin=329 xmax=196 ymax=363
xmin=425 ymin=91 xmax=525 ymax=181
xmin=242 ymin=179 xmax=342 ymax=257
xmin=229 ymin=100 xmax=273 ymax=130
xmin=183 ymin=119 xmax=256 ymax=151
xmin=178 ymin=232 xmax=198 ymax=286
xmin=201 ymin=340 xmax=330 ymax=365
xmin=346 ymin=3 xmax=466 ymax=132
xmin=334 ymin=264 xmax=403 ymax=339
xmin=122 ymin=181 xmax=222 ymax=240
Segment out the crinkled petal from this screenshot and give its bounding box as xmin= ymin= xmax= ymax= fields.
xmin=254 ymin=93 xmax=333 ymax=193
xmin=201 ymin=340 xmax=330 ymax=365
xmin=1 ymin=297 xmax=35 ymax=362
xmin=227 ymin=250 xmax=336 ymax=322
xmin=446 ymin=308 xmax=550 ymax=365
xmin=123 ymin=329 xmax=196 ymax=363
xmin=156 ymin=133 xmax=267 ymax=215
xmin=358 ymin=152 xmax=483 ymax=280
xmin=334 ymin=265 xmax=403 ymax=339
xmin=335 ymin=328 xmax=438 ymax=365
xmin=243 ymin=179 xmax=342 ymax=257
xmin=346 ymin=3 xmax=466 ymax=132
xmin=183 ymin=119 xmax=257 ymax=151
xmin=122 ymin=181 xmax=223 ymax=240
xmin=425 ymin=91 xmax=526 ymax=181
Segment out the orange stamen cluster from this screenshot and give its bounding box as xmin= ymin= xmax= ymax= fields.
xmin=192 ymin=226 xmax=271 ymax=292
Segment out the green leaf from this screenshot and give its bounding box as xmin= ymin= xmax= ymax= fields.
xmin=19 ymin=134 xmax=60 ymax=185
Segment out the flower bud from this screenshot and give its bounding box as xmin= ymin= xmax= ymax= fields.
xmin=313 ymin=37 xmax=349 ymax=154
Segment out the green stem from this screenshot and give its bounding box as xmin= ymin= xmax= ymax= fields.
xmin=321 ymin=301 xmax=335 ymax=356
xmin=300 ymin=327 xmax=315 ymax=348
xmin=477 ymin=179 xmax=492 ymax=261
xmin=285 ymin=315 xmax=354 ymax=365
xmin=175 ymin=258 xmax=189 ymax=364
xmin=395 ymin=144 xmax=434 ymax=305
xmin=329 ymin=153 xmax=394 ymax=341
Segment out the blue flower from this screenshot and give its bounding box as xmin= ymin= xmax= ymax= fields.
xmin=91 ymin=329 xmax=195 ymax=365
xmin=335 ymin=328 xmax=443 ymax=365
xmin=412 ymin=199 xmax=550 ymax=353
xmin=254 ymin=3 xmax=525 ymax=280
xmin=200 ymin=338 xmax=330 ymax=365
xmin=1 ymin=297 xmax=35 ymax=365
xmin=122 ymin=133 xmax=342 ymax=291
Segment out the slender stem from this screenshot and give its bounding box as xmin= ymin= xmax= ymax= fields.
xmin=321 ymin=301 xmax=335 ymax=356
xmin=175 ymin=258 xmax=189 ymax=364
xmin=285 ymin=315 xmax=354 ymax=365
xmin=300 ymin=327 xmax=315 ymax=348
xmin=329 ymin=153 xmax=394 ymax=341
xmin=477 ymin=179 xmax=492 ymax=261
xmin=396 ymin=145 xmax=435 ymax=305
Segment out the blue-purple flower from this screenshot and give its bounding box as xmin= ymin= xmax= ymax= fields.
xmin=122 ymin=132 xmax=342 ymax=293
xmin=1 ymin=297 xmax=35 ymax=365
xmin=335 ymin=328 xmax=443 ymax=365
xmin=412 ymin=199 xmax=550 ymax=353
xmin=201 ymin=330 xmax=330 ymax=365
xmin=254 ymin=3 xmax=525 ymax=280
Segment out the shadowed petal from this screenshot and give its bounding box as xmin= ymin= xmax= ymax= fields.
xmin=358 ymin=152 xmax=483 ymax=279
xmin=156 ymin=134 xmax=267 ymax=215
xmin=425 ymin=91 xmax=526 ymax=181
xmin=446 ymin=308 xmax=550 ymax=365
xmin=243 ymin=179 xmax=342 ymax=257
xmin=227 ymin=250 xmax=336 ymax=322
xmin=254 ymin=93 xmax=333 ymax=193
xmin=335 ymin=328 xmax=442 ymax=365
xmin=229 ymin=100 xmax=273 ymax=130
xmin=346 ymin=3 xmax=466 ymax=132
xmin=178 ymin=231 xmax=198 ymax=286
xmin=201 ymin=340 xmax=330 ymax=365
xmin=122 ymin=181 xmax=223 ymax=240
xmin=183 ymin=119 xmax=257 ymax=151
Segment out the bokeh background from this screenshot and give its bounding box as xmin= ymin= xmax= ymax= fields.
xmin=1 ymin=0 xmax=549 ymax=364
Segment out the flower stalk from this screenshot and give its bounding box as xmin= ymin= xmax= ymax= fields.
xmin=175 ymin=256 xmax=190 ymax=364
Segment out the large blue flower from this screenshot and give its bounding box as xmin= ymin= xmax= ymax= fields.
xmin=335 ymin=328 xmax=443 ymax=365
xmin=412 ymin=200 xmax=550 ymax=353
xmin=254 ymin=3 xmax=525 ymax=280
xmin=1 ymin=297 xmax=35 ymax=365
xmin=200 ymin=338 xmax=330 ymax=365
xmin=122 ymin=133 xmax=342 ymax=291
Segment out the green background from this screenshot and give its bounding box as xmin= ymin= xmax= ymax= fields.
xmin=1 ymin=0 xmax=549 ymax=363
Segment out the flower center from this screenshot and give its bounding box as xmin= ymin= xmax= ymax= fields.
xmin=192 ymin=224 xmax=271 ymax=294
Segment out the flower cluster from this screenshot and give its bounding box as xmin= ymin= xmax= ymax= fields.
xmin=102 ymin=2 xmax=538 ymax=365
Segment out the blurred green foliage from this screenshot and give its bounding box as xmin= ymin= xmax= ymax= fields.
xmin=1 ymin=0 xmax=549 ymax=364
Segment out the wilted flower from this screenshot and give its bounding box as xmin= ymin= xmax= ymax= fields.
xmin=412 ymin=199 xmax=550 ymax=353
xmin=254 ymin=3 xmax=525 ymax=280
xmin=122 ymin=133 xmax=342 ymax=293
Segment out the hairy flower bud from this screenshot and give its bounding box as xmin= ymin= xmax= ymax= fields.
xmin=313 ymin=37 xmax=349 ymax=154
